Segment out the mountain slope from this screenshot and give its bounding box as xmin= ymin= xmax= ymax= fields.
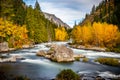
xmin=79 ymin=0 xmax=120 ymax=28
xmin=44 ymin=12 xmax=70 ymax=29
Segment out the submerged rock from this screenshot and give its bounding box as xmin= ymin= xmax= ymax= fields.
xmin=0 ymin=55 xmax=24 ymax=62
xmin=37 ymin=44 xmax=85 ymax=62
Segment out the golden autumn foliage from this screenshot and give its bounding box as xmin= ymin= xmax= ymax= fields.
xmin=71 ymin=25 xmax=93 ymax=45
xmin=55 ymin=27 xmax=68 ymax=41
xmin=71 ymin=22 xmax=119 ymax=48
xmin=0 ymin=18 xmax=29 ymax=48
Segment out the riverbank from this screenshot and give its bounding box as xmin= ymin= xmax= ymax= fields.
xmin=68 ymin=44 xmax=106 ymax=52
xmin=0 ymin=44 xmax=35 ymax=53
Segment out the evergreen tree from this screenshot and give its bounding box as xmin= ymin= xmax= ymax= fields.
xmin=12 ymin=0 xmax=26 ymax=25
xmin=34 ymin=0 xmax=41 ymax=12
xmin=0 ymin=0 xmax=14 ymax=20
xmin=91 ymin=5 xmax=95 ymax=14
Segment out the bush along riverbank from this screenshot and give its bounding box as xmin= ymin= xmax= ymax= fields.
xmin=95 ymin=57 xmax=120 ymax=67
xmin=56 ymin=69 xmax=120 ymax=80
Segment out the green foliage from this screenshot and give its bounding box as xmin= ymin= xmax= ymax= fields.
xmin=0 ymin=0 xmax=14 ymax=20
xmin=0 ymin=0 xmax=58 ymax=44
xmin=12 ymin=0 xmax=26 ymax=25
xmin=80 ymin=0 xmax=120 ymax=29
xmin=25 ymin=1 xmax=58 ymax=43
xmin=34 ymin=0 xmax=41 ymax=11
xmin=56 ymin=69 xmax=80 ymax=80
xmin=82 ymin=58 xmax=89 ymax=62
xmin=106 ymin=47 xmax=120 ymax=53
xmin=74 ymin=57 xmax=80 ymax=61
xmin=13 ymin=76 xmax=30 ymax=80
xmin=95 ymin=57 xmax=120 ymax=67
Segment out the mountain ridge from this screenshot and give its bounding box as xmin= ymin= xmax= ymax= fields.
xmin=44 ymin=12 xmax=70 ymax=29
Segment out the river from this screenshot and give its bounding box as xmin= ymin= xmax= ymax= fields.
xmin=0 ymin=42 xmax=120 ymax=80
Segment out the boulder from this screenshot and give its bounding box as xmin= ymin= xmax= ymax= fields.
xmin=37 ymin=50 xmax=46 ymax=56
xmin=50 ymin=44 xmax=74 ymax=62
xmin=74 ymin=54 xmax=85 ymax=58
xmin=0 ymin=42 xmax=9 ymax=52
xmin=37 ymin=44 xmax=85 ymax=62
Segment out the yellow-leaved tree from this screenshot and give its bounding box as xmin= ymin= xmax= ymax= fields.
xmin=0 ymin=18 xmax=29 ymax=48
xmin=93 ymin=22 xmax=119 ymax=47
xmin=71 ymin=26 xmax=82 ymax=44
xmin=71 ymin=22 xmax=119 ymax=48
xmin=55 ymin=27 xmax=68 ymax=41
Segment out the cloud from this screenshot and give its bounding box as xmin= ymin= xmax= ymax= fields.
xmin=23 ymin=0 xmax=102 ymax=27
xmin=41 ymin=2 xmax=85 ymax=26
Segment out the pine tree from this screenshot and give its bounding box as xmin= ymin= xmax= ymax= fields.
xmin=34 ymin=0 xmax=41 ymax=12
xmin=91 ymin=5 xmax=95 ymax=14
xmin=0 ymin=0 xmax=14 ymax=20
xmin=12 ymin=0 xmax=26 ymax=25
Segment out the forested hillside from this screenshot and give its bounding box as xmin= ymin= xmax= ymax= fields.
xmin=79 ymin=0 xmax=120 ymax=29
xmin=71 ymin=0 xmax=120 ymax=52
xmin=0 ymin=0 xmax=68 ymax=45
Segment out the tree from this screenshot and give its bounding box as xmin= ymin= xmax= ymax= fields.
xmin=71 ymin=26 xmax=82 ymax=44
xmin=91 ymin=5 xmax=96 ymax=14
xmin=12 ymin=0 xmax=26 ymax=25
xmin=0 ymin=18 xmax=29 ymax=48
xmin=34 ymin=0 xmax=41 ymax=12
xmin=71 ymin=22 xmax=119 ymax=48
xmin=0 ymin=0 xmax=14 ymax=20
xmin=55 ymin=27 xmax=68 ymax=41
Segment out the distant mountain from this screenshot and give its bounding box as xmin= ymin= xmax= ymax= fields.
xmin=44 ymin=12 xmax=70 ymax=29
xmin=79 ymin=0 xmax=120 ymax=29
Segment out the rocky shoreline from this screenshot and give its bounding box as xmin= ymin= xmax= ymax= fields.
xmin=37 ymin=44 xmax=85 ymax=62
xmin=69 ymin=44 xmax=106 ymax=52
xmin=0 ymin=44 xmax=34 ymax=53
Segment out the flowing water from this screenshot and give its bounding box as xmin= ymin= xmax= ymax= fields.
xmin=0 ymin=42 xmax=120 ymax=80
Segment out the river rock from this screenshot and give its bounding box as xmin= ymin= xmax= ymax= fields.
xmin=37 ymin=50 xmax=46 ymax=56
xmin=50 ymin=44 xmax=75 ymax=62
xmin=0 ymin=55 xmax=23 ymax=62
xmin=74 ymin=54 xmax=85 ymax=58
xmin=37 ymin=44 xmax=85 ymax=62
xmin=22 ymin=44 xmax=34 ymax=49
xmin=0 ymin=42 xmax=9 ymax=52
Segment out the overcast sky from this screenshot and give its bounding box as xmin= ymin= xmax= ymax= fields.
xmin=23 ymin=0 xmax=102 ymax=27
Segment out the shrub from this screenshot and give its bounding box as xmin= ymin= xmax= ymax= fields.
xmin=75 ymin=57 xmax=80 ymax=61
xmin=13 ymin=76 xmax=30 ymax=80
xmin=82 ymin=58 xmax=89 ymax=62
xmin=95 ymin=57 xmax=120 ymax=67
xmin=106 ymin=47 xmax=120 ymax=53
xmin=56 ymin=69 xmax=80 ymax=80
